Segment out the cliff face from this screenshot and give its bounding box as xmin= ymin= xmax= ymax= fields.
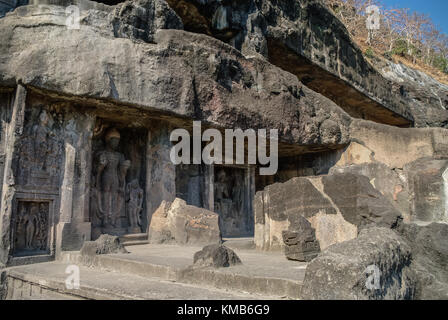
xmin=0 ymin=1 xmax=353 ymax=151
xmin=165 ymin=0 xmax=414 ymax=127
xmin=0 ymin=0 xmax=447 ymax=300
xmin=165 ymin=0 xmax=448 ymax=128
xmin=4 ymin=0 xmax=447 ymax=129
xmin=377 ymin=59 xmax=448 ymax=128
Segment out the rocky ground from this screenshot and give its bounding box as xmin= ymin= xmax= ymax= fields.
xmin=1 ymin=242 xmax=306 ymax=300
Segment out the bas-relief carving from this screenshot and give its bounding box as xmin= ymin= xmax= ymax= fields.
xmin=214 ymin=167 xmax=251 ymax=237
xmin=10 ymin=103 xmax=95 ymax=258
xmin=126 ymin=179 xmax=144 ymax=233
xmin=16 ymin=108 xmax=64 ymax=190
xmin=91 ymin=125 xmax=146 ymax=238
xmin=95 ymin=128 xmax=131 ymax=229
xmin=12 ymin=201 xmax=49 ymax=256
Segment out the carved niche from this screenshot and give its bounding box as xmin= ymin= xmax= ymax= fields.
xmin=176 ymin=164 xmax=206 ymax=208
xmin=214 ymin=167 xmax=251 ymax=237
xmin=10 ymin=105 xmax=68 ymax=258
xmin=12 ymin=201 xmax=50 ymax=256
xmin=90 ymin=123 xmax=147 ymax=239
xmin=15 ymin=107 xmax=64 ymax=191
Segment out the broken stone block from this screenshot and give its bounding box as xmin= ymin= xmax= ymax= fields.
xmin=404 ymin=158 xmax=448 ymax=223
xmin=398 ymin=222 xmax=448 ymax=300
xmin=322 ymin=173 xmax=402 ymax=229
xmin=193 ymin=244 xmax=242 ymax=268
xmin=149 ymin=198 xmax=221 ymax=246
xmin=282 ymin=216 xmax=320 ymax=262
xmin=80 ymin=234 xmax=128 ymax=257
xmin=301 ymin=226 xmax=417 ymax=300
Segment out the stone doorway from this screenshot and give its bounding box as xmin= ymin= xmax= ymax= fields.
xmin=214 ymin=166 xmax=254 ymax=237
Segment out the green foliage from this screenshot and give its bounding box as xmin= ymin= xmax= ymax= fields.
xmin=391 ymin=39 xmax=408 ymax=57
xmin=364 ymin=48 xmax=375 ymax=59
xmin=383 ymin=51 xmax=393 ymax=60
xmin=432 ymin=55 xmax=448 ymax=74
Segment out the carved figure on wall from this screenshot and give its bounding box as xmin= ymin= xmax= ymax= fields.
xmin=126 ymin=179 xmax=144 ymax=233
xmin=32 ymin=110 xmax=53 ymax=171
xmin=95 ymin=128 xmax=131 ymax=229
xmin=37 ymin=203 xmax=48 ymax=250
xmin=17 ymin=108 xmax=63 ymax=189
xmin=14 ymin=201 xmax=50 ymax=255
xmin=20 ymin=203 xmax=39 ymax=249
xmin=214 ymin=169 xmax=233 ymax=220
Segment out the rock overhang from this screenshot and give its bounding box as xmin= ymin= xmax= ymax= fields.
xmin=164 ymin=0 xmax=415 ymax=127
xmin=0 ymin=3 xmax=353 ymax=155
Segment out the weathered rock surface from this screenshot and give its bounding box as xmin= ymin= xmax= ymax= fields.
xmin=377 ymin=59 xmax=448 ymax=128
xmin=149 ymin=198 xmax=221 ymax=246
xmin=166 ymin=0 xmax=414 ymax=126
xmin=347 ymin=119 xmax=448 ymax=169
xmin=167 ymin=0 xmax=448 ymax=128
xmin=3 ymin=0 xmax=447 ymax=132
xmin=282 ymin=215 xmax=320 ymax=262
xmin=0 ymin=2 xmax=352 ymax=150
xmin=398 ymin=222 xmax=448 ymax=300
xmin=301 ymin=226 xmax=417 ymax=300
xmin=404 ymin=158 xmax=448 ymax=223
xmin=110 ymin=0 xmax=184 ymax=43
xmin=80 ymin=234 xmax=129 ymax=257
xmin=193 ymin=244 xmax=241 ymax=268
xmin=255 ymin=172 xmax=401 ymax=252
xmin=330 ymin=163 xmax=410 ymax=221
xmin=322 ymin=173 xmax=402 ymax=229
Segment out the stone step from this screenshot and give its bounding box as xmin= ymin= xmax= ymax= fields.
xmin=4 ymin=262 xmax=279 ymax=300
xmin=119 ymin=233 xmax=149 ymax=247
xmin=122 ymin=240 xmax=150 ymax=246
xmin=59 ymin=244 xmax=306 ymax=299
xmin=222 ymin=237 xmax=256 ymax=250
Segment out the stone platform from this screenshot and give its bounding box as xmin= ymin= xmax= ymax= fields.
xmin=3 ymin=242 xmax=307 ymax=300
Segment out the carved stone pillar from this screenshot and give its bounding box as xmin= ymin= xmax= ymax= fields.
xmin=0 ymin=84 xmax=26 ymax=266
xmin=55 ymin=113 xmax=95 ymax=254
xmin=145 ymin=124 xmax=176 ymax=232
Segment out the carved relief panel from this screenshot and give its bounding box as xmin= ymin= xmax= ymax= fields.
xmin=11 ymin=201 xmax=51 ymax=257
xmin=90 ymin=121 xmax=147 ymax=239
xmin=15 ymin=106 xmax=64 ymax=192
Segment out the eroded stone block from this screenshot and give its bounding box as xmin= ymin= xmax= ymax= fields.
xmin=149 ymin=198 xmax=221 ymax=246
xmin=193 ymin=244 xmax=241 ymax=268
xmin=282 ymin=215 xmax=320 ymax=262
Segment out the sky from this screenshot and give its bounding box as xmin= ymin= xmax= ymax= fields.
xmin=381 ymin=0 xmax=448 ymax=35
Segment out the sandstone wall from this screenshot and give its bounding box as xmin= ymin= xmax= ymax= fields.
xmin=0 ymin=86 xmax=180 ymax=266
xmin=341 ymin=119 xmax=448 ymax=169
xmin=331 ymin=119 xmax=448 ymax=223
xmin=254 ymin=173 xmax=401 ymax=252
